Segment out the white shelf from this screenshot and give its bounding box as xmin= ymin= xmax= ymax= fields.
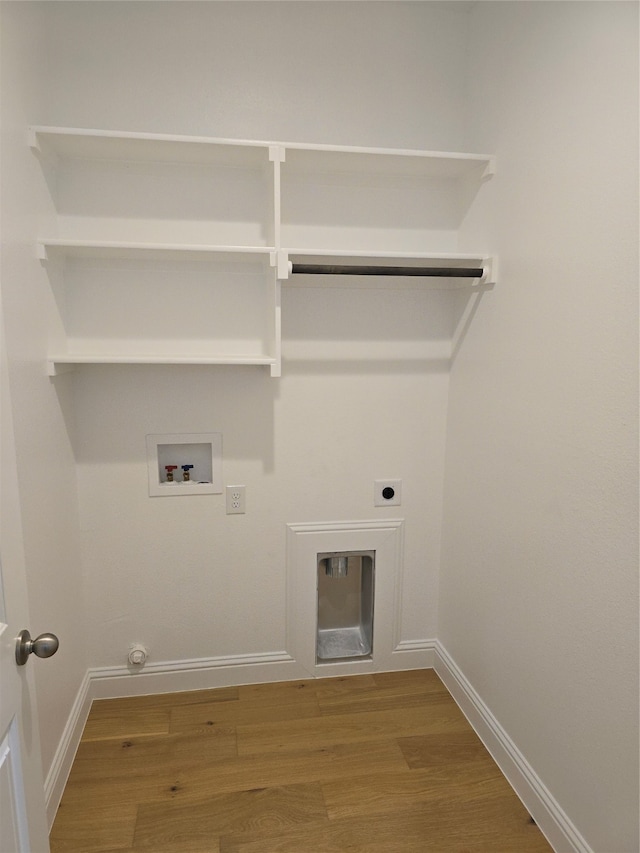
xmin=284 ymin=249 xmax=488 ymax=259
xmin=29 ymin=125 xmax=272 ymax=167
xmin=31 ymin=126 xmax=494 ymax=378
xmin=29 ymin=125 xmax=494 ymax=176
xmin=47 ymin=354 xmax=278 ymax=376
xmin=279 ymin=145 xmax=492 ymax=255
xmin=38 ymin=240 xmax=276 ymax=264
xmin=40 ymin=242 xmax=280 ymax=376
xmin=31 ymin=126 xmax=276 ymax=247
xmin=282 ymin=143 xmax=495 ymax=180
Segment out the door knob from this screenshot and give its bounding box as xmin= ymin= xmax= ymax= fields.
xmin=15 ymin=629 xmax=59 ymax=666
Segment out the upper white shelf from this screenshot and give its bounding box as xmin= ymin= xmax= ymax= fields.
xmin=28 ymin=126 xmax=272 ymax=167
xmin=282 ymin=144 xmax=495 ymax=180
xmin=28 ymin=125 xmax=495 ymax=178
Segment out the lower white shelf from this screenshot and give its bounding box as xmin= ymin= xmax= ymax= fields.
xmin=41 ymin=243 xmax=281 ymax=377
xmin=47 ymin=354 xmax=280 ymax=376
xmin=38 ymin=240 xmax=276 ymax=263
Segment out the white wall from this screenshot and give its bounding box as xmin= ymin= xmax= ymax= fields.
xmin=442 ymin=3 xmax=639 ymax=851
xmin=40 ymin=1 xmax=469 ymax=672
xmin=41 ymin=0 xmax=469 ymax=149
xmin=0 ymin=3 xmax=86 ymax=778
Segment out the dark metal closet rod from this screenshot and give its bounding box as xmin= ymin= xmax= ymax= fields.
xmin=291 ymin=263 xmax=484 ymax=278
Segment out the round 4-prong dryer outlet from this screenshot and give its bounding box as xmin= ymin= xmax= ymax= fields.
xmin=373 ymin=480 xmax=402 ymax=507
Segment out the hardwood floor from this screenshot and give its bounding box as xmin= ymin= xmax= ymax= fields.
xmin=50 ymin=669 xmax=553 ymax=852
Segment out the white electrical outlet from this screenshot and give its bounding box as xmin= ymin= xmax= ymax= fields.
xmin=374 ymin=479 xmax=402 ymax=507
xmin=226 ymin=485 xmax=246 ymax=514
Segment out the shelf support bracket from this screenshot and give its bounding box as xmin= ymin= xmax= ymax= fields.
xmin=481 ymin=256 xmax=497 ymax=285
xmin=27 ymin=127 xmax=40 ymax=153
xmin=482 ymin=157 xmax=497 ymax=181
xmin=277 ymin=250 xmax=292 ymax=280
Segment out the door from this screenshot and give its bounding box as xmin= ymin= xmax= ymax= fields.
xmin=0 ymin=305 xmax=50 ymax=850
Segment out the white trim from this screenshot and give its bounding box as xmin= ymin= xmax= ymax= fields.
xmin=392 ymin=638 xmax=437 ymax=668
xmin=434 ymin=641 xmax=593 ymax=853
xmin=44 ymin=670 xmax=92 ymax=830
xmin=88 ymin=651 xmax=306 ymax=699
xmin=96 ymin=649 xmax=295 ymax=676
xmin=285 ymin=519 xmax=404 ymax=535
xmin=286 ymin=519 xmax=404 ymax=676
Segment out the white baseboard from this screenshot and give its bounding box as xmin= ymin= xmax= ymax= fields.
xmin=44 ymin=670 xmax=92 ymax=830
xmin=393 ymin=638 xmax=437 ymax=666
xmin=433 ymin=641 xmax=592 ymax=853
xmin=86 ymin=641 xmax=439 ymax=699
xmin=88 ymin=650 xmax=307 ymax=699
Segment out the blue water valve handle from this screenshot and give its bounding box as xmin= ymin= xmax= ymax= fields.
xmin=181 ymin=464 xmax=194 ymax=481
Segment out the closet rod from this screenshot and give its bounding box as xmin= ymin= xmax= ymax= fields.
xmin=290 ymin=263 xmax=484 ymax=278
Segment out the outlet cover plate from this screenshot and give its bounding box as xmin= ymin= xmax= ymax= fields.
xmin=226 ymin=485 xmax=246 ymax=514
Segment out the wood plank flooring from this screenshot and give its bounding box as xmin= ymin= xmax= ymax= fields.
xmin=50 ymin=669 xmax=553 ymax=852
